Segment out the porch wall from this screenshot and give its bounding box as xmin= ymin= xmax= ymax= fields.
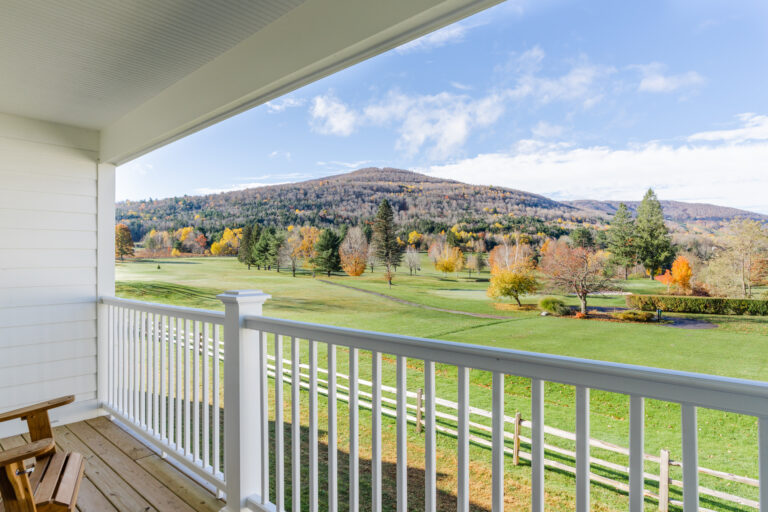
xmin=0 ymin=113 xmax=106 ymax=436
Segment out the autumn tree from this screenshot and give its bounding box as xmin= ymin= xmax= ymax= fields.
xmin=210 ymin=228 xmax=241 ymax=256
xmin=435 ymin=245 xmax=463 ymax=276
xmin=405 ymin=246 xmax=421 ymax=275
xmin=726 ymin=219 xmax=768 ymax=297
xmin=142 ymin=229 xmax=163 ymax=257
xmin=486 ymin=240 xmax=538 ymax=305
xmin=311 ymin=229 xmax=342 ymax=277
xmin=280 ymin=229 xmax=303 ymax=277
xmin=539 ymin=239 xmax=612 ymax=314
xmin=115 ymin=223 xmax=134 ymax=260
xmin=608 ymin=203 xmax=636 ymax=279
xmin=466 ymin=252 xmax=486 ymax=277
xmin=635 ymin=189 xmax=674 ymax=278
xmin=372 ymin=199 xmax=403 ymax=287
xmin=366 ymin=243 xmax=378 ymax=273
xmin=670 ymin=255 xmax=693 ymax=292
xmin=339 ymin=227 xmax=368 ymax=277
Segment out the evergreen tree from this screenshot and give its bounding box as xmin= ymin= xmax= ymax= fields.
xmin=446 ymin=229 xmax=460 ymax=247
xmin=372 ymin=199 xmax=403 ymax=287
xmin=268 ymin=231 xmax=285 ymax=272
xmin=238 ymin=225 xmax=254 ymax=268
xmin=252 ymin=230 xmax=271 ymax=270
xmin=571 ymin=227 xmax=595 ymax=249
xmin=608 ymin=203 xmax=636 ymax=279
xmin=311 ymin=229 xmax=342 ymax=277
xmin=635 ymin=189 xmax=674 ymax=279
xmin=362 ymin=224 xmax=373 ymax=243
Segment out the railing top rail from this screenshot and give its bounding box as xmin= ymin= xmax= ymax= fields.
xmin=246 ymin=314 xmax=768 ymax=417
xmin=101 ymin=296 xmax=225 ymax=323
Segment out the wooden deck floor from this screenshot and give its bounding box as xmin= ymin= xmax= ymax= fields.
xmin=0 ymin=416 xmax=222 ymax=512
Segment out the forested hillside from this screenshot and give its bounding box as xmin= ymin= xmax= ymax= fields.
xmin=117 ymin=168 xmax=581 ymax=240
xmin=117 ymin=167 xmax=766 ymax=241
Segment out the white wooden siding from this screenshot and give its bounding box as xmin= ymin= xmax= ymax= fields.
xmin=0 ymin=114 xmax=101 ymax=437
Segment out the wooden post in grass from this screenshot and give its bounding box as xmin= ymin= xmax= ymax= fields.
xmin=659 ymin=449 xmax=670 ymax=511
xmin=513 ymin=412 xmax=522 ymax=465
xmin=416 ymin=388 xmax=423 ymax=433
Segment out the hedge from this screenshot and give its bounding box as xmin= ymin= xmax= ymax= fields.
xmin=626 ymin=295 xmax=768 ymax=316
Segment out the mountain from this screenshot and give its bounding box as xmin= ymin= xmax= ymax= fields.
xmin=116 ymin=167 xmax=766 ymax=240
xmin=565 ymin=199 xmax=768 ymax=222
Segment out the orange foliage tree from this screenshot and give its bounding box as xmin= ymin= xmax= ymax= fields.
xmin=670 ymin=256 xmax=693 ymax=292
xmin=115 ymin=223 xmax=134 ymax=260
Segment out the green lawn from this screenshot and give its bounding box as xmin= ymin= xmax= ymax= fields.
xmin=116 ymin=256 xmax=767 ymax=511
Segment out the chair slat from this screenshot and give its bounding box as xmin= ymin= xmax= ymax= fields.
xmin=52 ymin=452 xmax=85 ymax=507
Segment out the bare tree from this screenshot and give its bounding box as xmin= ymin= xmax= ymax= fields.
xmin=340 ymin=226 xmax=369 ymax=276
xmin=366 ymin=242 xmax=378 ymax=273
xmin=280 ymin=229 xmax=303 ymax=277
xmin=466 ymin=253 xmax=486 ymax=277
xmin=539 ymin=239 xmax=612 ymax=314
xmin=405 ymin=246 xmax=421 ymax=275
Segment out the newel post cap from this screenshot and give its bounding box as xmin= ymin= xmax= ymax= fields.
xmin=217 ymin=289 xmax=272 ymax=304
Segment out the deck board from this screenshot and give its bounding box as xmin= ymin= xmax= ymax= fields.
xmin=1 ymin=417 xmax=221 ymax=512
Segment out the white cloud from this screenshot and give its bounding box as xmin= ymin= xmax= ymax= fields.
xmin=268 ymin=150 xmax=291 ymax=160
xmin=636 ymin=63 xmax=704 ymax=93
xmin=195 ymin=181 xmax=288 ymax=195
xmin=317 ymin=160 xmax=372 ymax=170
xmin=265 ymin=97 xmax=305 ymax=113
xmin=531 ymin=121 xmax=564 ymax=138
xmin=396 ymin=22 xmax=473 ymax=54
xmin=688 ymin=113 xmax=768 ymax=143
xmin=451 ymin=81 xmax=473 ymax=91
xmin=419 ymin=115 xmax=768 ymax=214
xmin=504 ymin=46 xmax=614 ymax=109
xmin=365 ymin=90 xmax=506 ymax=159
xmin=309 ymin=94 xmax=359 ymax=136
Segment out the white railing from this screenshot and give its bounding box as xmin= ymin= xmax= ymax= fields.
xmin=99 ymin=291 xmax=768 ymax=512
xmin=100 ymin=296 xmax=226 ymax=492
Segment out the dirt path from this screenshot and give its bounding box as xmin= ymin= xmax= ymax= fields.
xmin=318 ymin=279 xmax=514 ymax=320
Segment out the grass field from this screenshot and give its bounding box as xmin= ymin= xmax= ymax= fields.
xmin=116 ymin=256 xmax=768 ymax=511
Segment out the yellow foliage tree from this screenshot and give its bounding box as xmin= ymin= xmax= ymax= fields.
xmin=671 ymin=256 xmax=693 ymax=292
xmin=435 ymin=246 xmax=464 ymax=276
xmin=115 ymin=223 xmax=134 ymax=260
xmin=407 ymin=230 xmax=423 ymax=246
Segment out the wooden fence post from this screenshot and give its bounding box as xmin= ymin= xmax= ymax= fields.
xmin=416 ymin=388 xmax=423 ymax=433
xmin=513 ymin=412 xmax=521 ymax=465
xmin=659 ymin=449 xmax=670 ymax=512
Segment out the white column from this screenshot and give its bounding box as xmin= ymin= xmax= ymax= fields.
xmin=97 ymin=162 xmax=116 ymax=409
xmin=218 ymin=290 xmax=271 ymax=512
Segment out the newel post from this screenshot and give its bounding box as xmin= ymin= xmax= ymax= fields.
xmin=218 ymin=290 xmax=271 ymax=512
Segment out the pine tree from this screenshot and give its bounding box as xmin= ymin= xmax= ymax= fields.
xmin=252 ymin=230 xmax=272 ymax=270
xmin=372 ymin=199 xmax=403 ymax=287
xmin=571 ymin=227 xmax=595 ymax=248
xmin=608 ymin=203 xmax=636 ymax=279
xmin=311 ymin=229 xmax=342 ymax=277
xmin=238 ymin=225 xmax=253 ymax=268
xmin=268 ymin=231 xmax=285 ymax=272
xmin=635 ymin=189 xmax=674 ymax=279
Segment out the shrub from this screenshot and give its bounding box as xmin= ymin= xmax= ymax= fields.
xmin=574 ymin=312 xmax=587 ymax=319
xmin=612 ymin=310 xmax=655 ymax=322
xmin=539 ymin=297 xmax=571 ymax=316
xmin=626 ymin=295 xmax=768 ymax=316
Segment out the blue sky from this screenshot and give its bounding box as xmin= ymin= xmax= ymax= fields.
xmin=117 ymin=0 xmax=768 ymax=213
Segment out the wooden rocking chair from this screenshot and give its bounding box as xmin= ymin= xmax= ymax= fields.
xmin=0 ymin=396 xmax=84 ymax=512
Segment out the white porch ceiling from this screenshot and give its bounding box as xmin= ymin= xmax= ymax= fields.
xmin=0 ymin=0 xmax=305 ymax=129
xmin=0 ymin=0 xmax=501 ymax=164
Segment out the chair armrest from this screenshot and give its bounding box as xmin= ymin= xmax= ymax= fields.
xmin=0 ymin=396 xmax=75 ymax=423
xmin=0 ymin=438 xmax=55 ymax=467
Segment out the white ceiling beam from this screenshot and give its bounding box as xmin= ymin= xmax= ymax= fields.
xmin=100 ymin=0 xmax=501 ymax=165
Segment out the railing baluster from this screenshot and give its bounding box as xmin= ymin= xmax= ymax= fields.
xmin=681 ymin=404 xmax=698 ymax=512
xmin=202 ymin=322 xmax=210 ymax=469
xmin=213 ymin=324 xmax=221 ymax=475
xmin=109 ymin=306 xmax=115 ymax=408
xmin=140 ymin=311 xmax=147 ymax=429
xmin=134 ymin=309 xmax=141 ymax=423
xmin=348 ymin=347 xmax=359 ymax=512
xmin=575 ymin=386 xmax=590 ymax=512
xmin=291 ymin=336 xmax=301 ymax=512
xmin=129 ymin=308 xmax=136 ymax=421
xmin=760 ymin=416 xmax=767 ymax=512
xmin=160 ymin=315 xmax=168 ymax=443
xmin=531 ymin=378 xmax=544 ymax=512
xmin=149 ymin=313 xmax=156 ymax=434
xmin=309 ymin=339 xmax=318 ymax=512
xmin=425 ymin=359 xmax=436 ymax=512
xmin=176 ymin=317 xmax=183 ymax=450
xmin=193 ymin=320 xmax=201 ymax=462
xmin=328 ymin=343 xmax=338 ymax=512
xmin=457 ymin=366 xmax=469 ymax=512
xmin=275 ymin=334 xmax=285 ymax=512
xmin=185 ymin=319 xmax=192 ymax=456
xmin=492 ymin=371 xmax=504 ymax=511
xmin=260 ymin=331 xmax=269 ymax=504
xmin=123 ymin=307 xmax=129 ymax=414
xmin=372 ymin=351 xmax=382 ymax=512
xmin=396 ymin=355 xmax=407 ymax=512
xmin=629 ymin=395 xmax=644 ymax=512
